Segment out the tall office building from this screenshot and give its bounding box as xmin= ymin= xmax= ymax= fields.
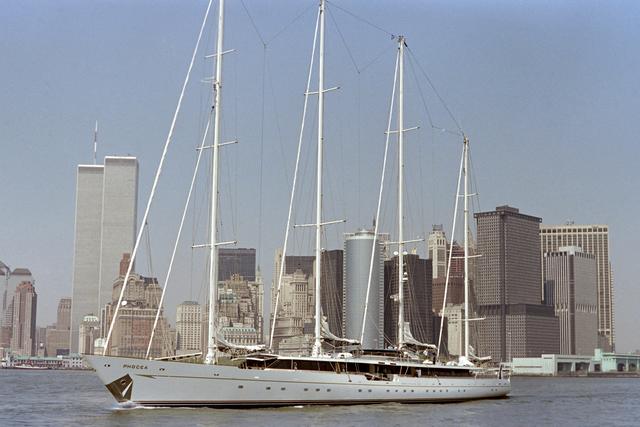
xmin=544 ymin=247 xmax=598 ymax=355
xmin=102 ymin=255 xmax=172 ymax=358
xmin=0 ymin=262 xmax=11 ymax=349
xmin=321 ymin=249 xmax=343 ymax=337
xmin=70 ymin=156 xmax=138 ymax=352
xmin=218 ymin=248 xmax=256 ymax=282
xmin=540 ymin=224 xmax=615 ymax=350
xmin=428 ymin=225 xmax=447 ymax=280
xmin=384 ymin=254 xmax=433 ymax=348
xmin=45 ymin=297 xmax=72 ymax=356
xmin=343 ymin=230 xmax=384 ymax=348
xmin=176 ymin=301 xmax=202 ymax=355
xmin=1 ymin=268 xmax=34 ymax=351
xmin=10 ymin=281 xmax=38 ymax=356
xmin=78 ymin=314 xmax=100 ymax=355
xmin=475 ymin=206 xmax=558 ymax=361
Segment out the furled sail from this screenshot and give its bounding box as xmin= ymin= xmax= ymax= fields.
xmin=321 ymin=316 xmax=360 ymax=345
xmin=216 ymin=335 xmax=265 ymax=353
xmin=403 ymin=322 xmax=437 ymax=350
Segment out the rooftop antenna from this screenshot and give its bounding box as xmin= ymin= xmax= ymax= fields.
xmin=93 ymin=120 xmax=98 ymax=165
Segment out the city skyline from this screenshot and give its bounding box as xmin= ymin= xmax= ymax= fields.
xmin=1 ymin=0 xmax=639 ymax=352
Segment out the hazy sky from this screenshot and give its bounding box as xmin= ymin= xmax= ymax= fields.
xmin=2 ymin=0 xmax=639 ymax=351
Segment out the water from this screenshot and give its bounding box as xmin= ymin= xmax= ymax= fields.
xmin=1 ymin=370 xmax=638 ymax=426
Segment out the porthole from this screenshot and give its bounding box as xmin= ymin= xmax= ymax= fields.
xmin=281 ymin=387 xmax=286 ymax=391
xmin=316 ymin=388 xmax=320 ymax=392
xmin=327 ymin=389 xmax=331 ymax=392
xmin=368 ymin=389 xmax=372 ymax=393
xmin=358 ymin=389 xmax=362 ymax=392
xmin=304 ymin=388 xmax=308 ymax=391
xmin=238 ymin=385 xmax=244 ymax=389
xmin=266 ymin=387 xmax=271 ymax=390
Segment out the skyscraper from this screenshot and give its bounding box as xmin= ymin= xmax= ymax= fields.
xmin=475 ymin=205 xmax=558 ymax=361
xmin=540 ymin=224 xmax=615 ymax=350
xmin=544 ymin=246 xmax=598 ymax=355
xmin=10 ymin=281 xmax=38 ymax=356
xmin=176 ymin=301 xmax=202 ymax=355
xmin=218 ymin=248 xmax=256 ymax=282
xmin=2 ymin=268 xmax=34 ymax=351
xmin=384 ymin=254 xmax=433 ymax=348
xmin=45 ymin=297 xmax=72 ymax=356
xmin=343 ymin=230 xmax=384 ymax=348
xmin=321 ymin=249 xmax=343 ymax=338
xmin=102 ymin=255 xmax=172 ymax=358
xmin=70 ymin=156 xmax=138 ymax=352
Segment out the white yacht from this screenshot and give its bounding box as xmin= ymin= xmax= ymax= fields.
xmin=87 ymin=0 xmax=510 ymax=407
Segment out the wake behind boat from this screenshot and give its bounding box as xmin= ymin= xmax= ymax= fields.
xmin=86 ymin=0 xmax=510 ymax=406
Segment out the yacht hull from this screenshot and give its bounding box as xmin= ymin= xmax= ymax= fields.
xmin=85 ymin=355 xmax=510 ymax=407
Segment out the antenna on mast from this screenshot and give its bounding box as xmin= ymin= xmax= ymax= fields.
xmin=93 ymin=120 xmax=98 ymax=165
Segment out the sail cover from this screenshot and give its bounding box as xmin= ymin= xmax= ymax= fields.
xmin=403 ymin=322 xmax=437 ymax=350
xmin=321 ymin=316 xmax=360 ymax=345
xmin=216 ymin=335 xmax=265 ymax=353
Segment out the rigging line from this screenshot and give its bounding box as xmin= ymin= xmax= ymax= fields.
xmin=257 ymin=46 xmax=267 ymax=269
xmin=269 ymin=6 xmax=321 ymax=350
xmin=327 ymin=6 xmax=360 ymax=74
xmin=326 ymin=0 xmax=394 ymax=38
xmin=406 ymin=53 xmax=462 ymax=137
xmin=104 ymin=0 xmax=213 ymax=352
xmin=360 ymin=47 xmax=399 ymax=344
xmin=406 ymin=46 xmax=464 ymax=134
xmin=265 ymin=53 xmax=290 ymax=185
xmin=239 ymin=0 xmax=266 ymax=46
xmin=436 ymin=143 xmax=464 ymax=360
xmin=468 ymin=144 xmax=482 ymax=213
xmin=146 ymin=114 xmax=213 ymax=360
xmin=144 ymin=221 xmax=154 ymax=279
xmin=406 ymin=53 xmax=435 ymax=129
xmin=266 ymin=0 xmax=318 ymax=46
xmin=359 ymin=44 xmax=394 ymax=74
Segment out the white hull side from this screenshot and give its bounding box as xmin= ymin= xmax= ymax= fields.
xmin=85 ymin=355 xmax=510 ymax=407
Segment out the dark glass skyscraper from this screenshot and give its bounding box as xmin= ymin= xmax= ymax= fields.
xmin=475 ymin=205 xmax=558 ymax=361
xmin=218 ymin=248 xmax=256 ymax=282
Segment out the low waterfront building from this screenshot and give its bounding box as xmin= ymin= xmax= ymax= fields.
xmin=511 ymin=348 xmax=640 ymax=375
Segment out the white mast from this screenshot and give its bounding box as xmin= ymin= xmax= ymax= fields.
xmin=396 ymin=35 xmax=406 ymax=349
xmin=463 ymin=135 xmax=470 ymax=360
xmin=205 ymin=0 xmax=225 ymax=365
xmin=311 ymin=0 xmax=326 ymax=358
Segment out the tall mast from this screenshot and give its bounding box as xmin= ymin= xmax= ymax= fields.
xmin=205 ymin=0 xmax=225 ymax=365
xmin=311 ymin=0 xmax=326 ymax=357
xmin=396 ymin=35 xmax=405 ymax=349
xmin=463 ymin=135 xmax=469 ymax=360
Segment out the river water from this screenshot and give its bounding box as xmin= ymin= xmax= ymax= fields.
xmin=0 ymin=370 xmax=638 ymax=426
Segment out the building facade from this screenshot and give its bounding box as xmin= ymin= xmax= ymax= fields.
xmin=343 ymin=230 xmax=384 ymax=348
xmin=70 ymin=156 xmax=138 ymax=352
xmin=384 ymin=254 xmax=433 ymax=348
xmin=78 ymin=314 xmax=100 ymax=355
xmin=544 ymin=246 xmax=598 ymax=355
xmin=218 ymin=248 xmax=256 ymax=282
xmin=540 ymin=224 xmax=615 ymax=350
xmin=475 ymin=206 xmax=559 ymax=362
xmin=102 ymin=256 xmax=172 ymax=358
xmin=176 ymin=301 xmax=202 ymax=355
xmin=10 ymin=281 xmax=38 ymax=356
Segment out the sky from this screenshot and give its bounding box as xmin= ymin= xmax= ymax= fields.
xmin=1 ymin=0 xmax=639 ymax=352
